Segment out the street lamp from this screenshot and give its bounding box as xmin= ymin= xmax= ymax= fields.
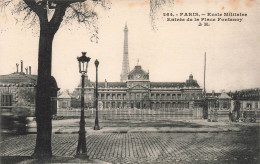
xmin=94 ymin=59 xmax=100 ymax=130
xmin=76 ymin=52 xmax=91 ymax=157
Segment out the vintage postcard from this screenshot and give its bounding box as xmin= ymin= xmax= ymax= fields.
xmin=0 ymin=0 xmax=259 ymax=163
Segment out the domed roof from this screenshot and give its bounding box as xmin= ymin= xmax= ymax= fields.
xmin=128 ymin=65 xmax=149 ymax=80
xmin=129 ymin=65 xmax=148 ymax=75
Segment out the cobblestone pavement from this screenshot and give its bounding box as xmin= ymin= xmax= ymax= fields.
xmin=1 ymin=132 xmax=259 ymax=163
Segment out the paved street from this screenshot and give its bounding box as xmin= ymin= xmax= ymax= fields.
xmin=27 ymin=119 xmax=255 ymax=134
xmin=1 ymin=131 xmax=259 ymax=163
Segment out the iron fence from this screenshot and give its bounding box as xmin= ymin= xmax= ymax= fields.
xmin=56 ymin=107 xmax=204 ymax=120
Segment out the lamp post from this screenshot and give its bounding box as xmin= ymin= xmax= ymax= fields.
xmin=94 ymin=59 xmax=100 ymax=130
xmin=76 ymin=52 xmax=91 ymax=157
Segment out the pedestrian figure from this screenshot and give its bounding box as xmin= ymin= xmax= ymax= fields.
xmin=229 ymin=111 xmax=232 ymax=123
xmin=211 ymin=109 xmax=214 ymax=121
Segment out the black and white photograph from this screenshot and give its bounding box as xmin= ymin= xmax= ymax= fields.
xmin=0 ymin=0 xmax=259 ymax=163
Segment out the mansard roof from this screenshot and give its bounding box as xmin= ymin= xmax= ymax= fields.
xmin=150 ymin=82 xmax=186 ymax=88
xmin=0 ymin=72 xmax=58 ymax=89
xmin=98 ymin=82 xmax=127 ymax=88
xmin=185 ymin=80 xmax=200 ymax=87
xmin=206 ymin=92 xmax=221 ymax=98
xmin=0 ymin=72 xmax=37 ymax=85
xmin=81 ymin=77 xmax=127 ymax=88
xmin=231 ymin=88 xmax=260 ymax=100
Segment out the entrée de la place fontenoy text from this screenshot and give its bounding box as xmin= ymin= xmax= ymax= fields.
xmin=165 ymin=12 xmax=247 ymax=22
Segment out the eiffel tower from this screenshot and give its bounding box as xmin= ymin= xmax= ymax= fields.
xmin=120 ymin=23 xmax=130 ymax=82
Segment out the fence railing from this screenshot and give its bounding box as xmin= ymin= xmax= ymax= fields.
xmin=2 ymin=105 xmax=259 ymax=122
xmin=56 ymin=108 xmax=204 ymax=120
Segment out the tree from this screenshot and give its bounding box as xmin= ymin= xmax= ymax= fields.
xmin=1 ymin=0 xmax=105 ymax=158
xmin=0 ymin=0 xmax=174 ymax=159
xmin=149 ymin=0 xmax=174 ymax=30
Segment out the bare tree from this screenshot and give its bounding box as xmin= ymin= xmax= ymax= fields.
xmin=0 ymin=0 xmax=108 ymax=158
xmin=150 ymin=0 xmax=174 ymax=30
xmin=0 ymin=0 xmax=174 ymax=159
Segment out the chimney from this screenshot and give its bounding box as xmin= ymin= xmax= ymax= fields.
xmin=25 ymin=67 xmax=28 ymax=74
xmin=20 ymin=60 xmax=23 ymax=73
xmin=16 ymin=63 xmax=19 ymax=72
xmin=29 ymin=66 xmax=31 ymax=75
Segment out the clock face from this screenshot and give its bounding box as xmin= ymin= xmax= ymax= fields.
xmin=136 ymin=74 xmax=141 ymax=79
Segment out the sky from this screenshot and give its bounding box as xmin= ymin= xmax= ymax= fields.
xmin=0 ymin=0 xmax=259 ymax=93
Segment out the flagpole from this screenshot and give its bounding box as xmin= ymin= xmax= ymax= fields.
xmin=203 ymin=52 xmax=207 ymax=119
xmin=204 ymin=52 xmax=206 ymax=95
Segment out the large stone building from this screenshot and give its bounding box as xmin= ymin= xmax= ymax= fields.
xmin=74 ymin=69 xmax=203 ymax=109
xmin=0 ymin=61 xmax=59 ymax=115
xmin=73 ymin=25 xmax=203 ymax=109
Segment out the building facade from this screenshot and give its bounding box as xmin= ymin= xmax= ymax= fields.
xmin=206 ymin=89 xmax=260 ymax=111
xmin=231 ymin=88 xmax=260 ymax=111
xmin=73 ymin=65 xmax=203 ymax=109
xmin=57 ymin=91 xmax=72 ymax=109
xmin=0 ymin=61 xmax=59 ymax=115
xmin=73 ymin=25 xmax=204 ymax=109
xmin=206 ymin=91 xmax=232 ymax=110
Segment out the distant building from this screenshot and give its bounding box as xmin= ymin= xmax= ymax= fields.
xmin=206 ymin=90 xmax=233 ymax=109
xmin=206 ymin=88 xmax=260 ymax=112
xmin=74 ymin=66 xmax=203 ymax=109
xmin=206 ymin=90 xmax=220 ymax=109
xmin=57 ymin=91 xmax=72 ymax=109
xmin=0 ymin=61 xmax=59 ymax=115
xmin=218 ymin=92 xmax=232 ymax=110
xmin=231 ymin=88 xmax=260 ymax=111
xmin=72 ymin=25 xmax=203 ymax=109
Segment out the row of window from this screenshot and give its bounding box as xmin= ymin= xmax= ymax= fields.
xmin=85 ymin=92 xmax=201 ymax=100
xmin=1 ymin=94 xmax=12 ymax=106
xmin=100 ymin=102 xmax=190 ymax=108
xmin=97 ymin=94 xmax=201 ymax=100
xmin=245 ymin=102 xmax=259 ymax=109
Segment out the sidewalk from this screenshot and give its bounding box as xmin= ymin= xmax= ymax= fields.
xmin=0 ymin=156 xmax=108 ymax=164
xmin=53 ymin=125 xmax=241 ymax=134
xmin=2 ymin=119 xmax=259 ymax=134
xmin=35 ymin=119 xmax=256 ymax=134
